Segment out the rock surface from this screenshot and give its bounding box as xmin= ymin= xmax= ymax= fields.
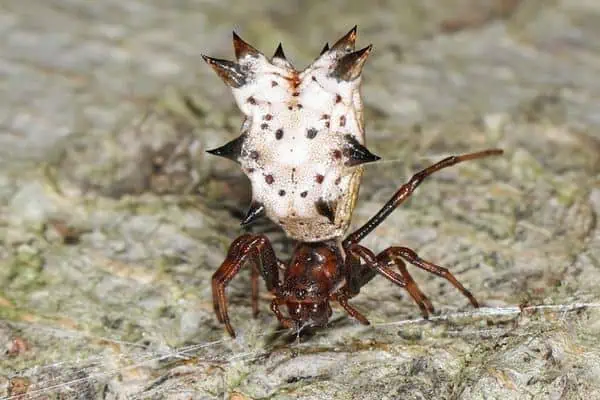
xmin=1 ymin=0 xmax=599 ymax=399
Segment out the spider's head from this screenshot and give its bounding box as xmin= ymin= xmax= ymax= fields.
xmin=285 ymin=300 xmax=332 ymax=328
xmin=279 ymin=241 xmax=342 ymax=327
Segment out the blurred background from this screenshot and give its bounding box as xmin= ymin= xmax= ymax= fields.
xmin=1 ymin=0 xmax=599 ymax=398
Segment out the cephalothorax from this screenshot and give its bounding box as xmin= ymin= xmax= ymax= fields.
xmin=204 ymin=28 xmax=503 ymax=337
xmin=204 ymin=27 xmax=377 ymax=242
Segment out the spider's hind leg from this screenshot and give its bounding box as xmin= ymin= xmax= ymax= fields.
xmin=342 ymin=244 xmax=434 ymax=320
xmin=381 ymin=246 xmax=479 ymax=309
xmin=343 ymin=250 xmax=435 ymax=318
xmin=376 ymin=249 xmax=434 ymax=316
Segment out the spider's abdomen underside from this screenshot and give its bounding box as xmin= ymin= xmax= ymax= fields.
xmin=205 ymin=27 xmax=379 ymax=241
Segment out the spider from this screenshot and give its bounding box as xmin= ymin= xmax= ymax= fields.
xmin=212 ymin=148 xmax=503 ymax=337
xmin=203 ymin=27 xmax=502 ymax=336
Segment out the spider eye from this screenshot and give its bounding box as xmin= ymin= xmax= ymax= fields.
xmin=296 ymin=289 xmax=307 ymax=299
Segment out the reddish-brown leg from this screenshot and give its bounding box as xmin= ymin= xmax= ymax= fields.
xmin=343 ymin=149 xmax=503 ymax=247
xmin=251 ymin=264 xmax=259 ymax=317
xmin=377 ymin=250 xmax=435 ymax=316
xmin=344 ymin=244 xmax=433 ymax=319
xmin=335 ymin=291 xmax=370 ymax=325
xmin=383 ymin=246 xmax=479 ymax=308
xmin=270 ymin=298 xmax=295 ymax=329
xmin=212 ymin=234 xmax=280 ymax=337
xmin=330 ymin=250 xmax=372 ymax=324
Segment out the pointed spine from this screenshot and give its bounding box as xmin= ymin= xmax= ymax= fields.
xmin=272 ymin=43 xmax=286 ymax=60
xmin=330 ymin=44 xmax=372 ymax=81
xmin=202 ymin=55 xmax=247 ymax=88
xmin=343 ymin=135 xmax=380 ymax=167
xmin=232 ymin=31 xmax=261 ymax=60
xmin=330 ymin=25 xmax=357 ymax=53
xmin=206 ymin=134 xmax=246 ymax=163
xmin=272 ymin=42 xmax=294 ymax=69
xmin=240 ymin=201 xmax=265 ymax=226
xmin=315 ymin=199 xmax=337 ymax=224
xmin=319 ymin=42 xmax=330 ymax=55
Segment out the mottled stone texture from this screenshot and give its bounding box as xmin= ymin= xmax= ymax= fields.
xmin=1 ymin=0 xmax=599 ymax=399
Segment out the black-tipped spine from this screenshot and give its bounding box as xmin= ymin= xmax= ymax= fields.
xmin=206 ymin=134 xmax=246 ymax=163
xmin=202 ymin=55 xmax=247 ymax=88
xmin=232 ymin=31 xmax=261 ymax=60
xmin=273 ymin=43 xmax=286 ymax=60
xmin=343 ymin=135 xmax=380 ymax=167
xmin=241 ymin=201 xmax=265 ymax=226
xmin=330 ymin=45 xmax=372 ymax=81
xmin=330 ymin=26 xmax=358 ymax=53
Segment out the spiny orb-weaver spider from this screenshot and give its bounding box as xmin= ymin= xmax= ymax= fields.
xmin=204 ymin=27 xmax=503 ymax=337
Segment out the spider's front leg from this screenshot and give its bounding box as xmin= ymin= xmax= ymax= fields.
xmin=212 ymin=234 xmax=280 ymax=337
xmin=269 ymin=297 xmax=297 ymax=330
xmin=337 ymin=149 xmax=501 ymax=320
xmin=343 ymin=149 xmax=503 ymax=247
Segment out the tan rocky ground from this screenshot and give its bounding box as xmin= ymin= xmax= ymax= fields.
xmin=1 ymin=0 xmax=599 ymax=399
